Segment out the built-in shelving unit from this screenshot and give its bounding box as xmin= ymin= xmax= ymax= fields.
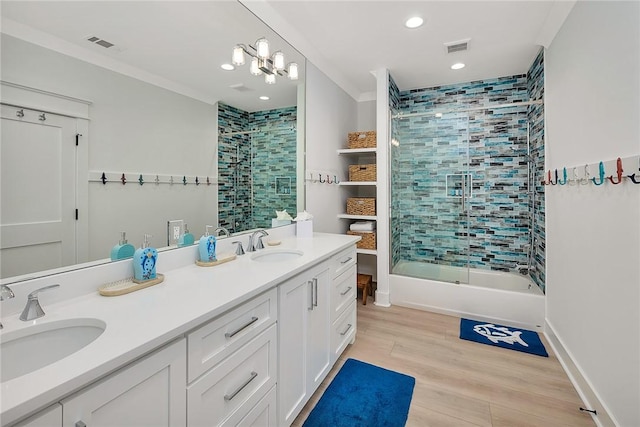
xmin=337 ymin=144 xmax=378 ymax=257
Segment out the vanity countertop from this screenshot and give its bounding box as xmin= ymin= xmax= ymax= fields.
xmin=0 ymin=233 xmax=359 ymax=425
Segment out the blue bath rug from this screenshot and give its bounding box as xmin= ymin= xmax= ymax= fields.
xmin=303 ymin=358 xmax=415 ymax=427
xmin=460 ymin=318 xmax=548 ymax=357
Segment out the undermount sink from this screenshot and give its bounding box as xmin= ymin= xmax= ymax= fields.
xmin=0 ymin=318 xmax=106 ymax=382
xmin=251 ymin=249 xmax=304 ymax=263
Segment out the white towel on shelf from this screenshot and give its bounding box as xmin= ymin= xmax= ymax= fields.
xmin=350 ymin=221 xmax=376 ymax=232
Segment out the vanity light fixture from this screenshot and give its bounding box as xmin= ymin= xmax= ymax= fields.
xmin=451 ymin=62 xmax=466 ymax=70
xmin=231 ymin=37 xmax=299 ymax=84
xmin=405 ymin=16 xmax=424 ymax=29
xmin=220 ymin=63 xmax=235 ymax=71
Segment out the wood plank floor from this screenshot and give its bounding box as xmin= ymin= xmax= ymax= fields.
xmin=293 ymin=302 xmax=596 ymax=427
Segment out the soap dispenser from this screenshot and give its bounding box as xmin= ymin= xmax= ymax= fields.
xmin=178 ymin=223 xmax=195 ymax=247
xmin=110 ymin=231 xmax=135 ymax=261
xmin=198 ymin=225 xmax=217 ymax=263
xmin=133 ymin=234 xmax=158 ymax=282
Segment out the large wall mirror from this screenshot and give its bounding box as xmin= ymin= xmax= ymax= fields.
xmin=0 ymin=1 xmax=306 ymax=282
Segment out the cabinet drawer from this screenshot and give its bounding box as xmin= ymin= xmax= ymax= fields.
xmin=331 ymin=301 xmax=356 ymax=363
xmin=332 ymin=265 xmax=356 ymax=322
xmin=187 ymin=324 xmax=277 ymax=427
xmin=331 ymin=246 xmax=357 ymax=278
xmin=188 ymin=288 xmax=277 ymax=382
xmin=226 ymin=385 xmax=276 ymax=427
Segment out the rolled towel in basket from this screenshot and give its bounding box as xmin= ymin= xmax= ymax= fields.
xmin=350 ymin=221 xmax=376 ymax=232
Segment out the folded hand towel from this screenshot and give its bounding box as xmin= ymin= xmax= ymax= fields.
xmin=350 ymin=221 xmax=376 ymax=232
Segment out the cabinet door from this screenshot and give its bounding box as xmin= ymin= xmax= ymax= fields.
xmin=62 ymin=339 xmax=186 ymax=427
xmin=278 ymin=264 xmax=331 ymax=427
xmin=306 ymin=266 xmax=331 ymax=391
xmin=278 ymin=272 xmax=311 ymax=426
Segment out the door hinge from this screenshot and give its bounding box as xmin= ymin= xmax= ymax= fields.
xmin=75 ymin=133 xmax=82 ymax=146
xmin=75 ymin=209 xmax=79 ymax=220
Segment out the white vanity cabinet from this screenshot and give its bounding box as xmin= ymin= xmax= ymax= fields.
xmin=61 ymin=338 xmax=187 ymax=427
xmin=278 ymin=261 xmax=332 ymax=426
xmin=186 ymin=289 xmax=278 ymax=427
xmin=330 ymin=247 xmax=357 ymax=363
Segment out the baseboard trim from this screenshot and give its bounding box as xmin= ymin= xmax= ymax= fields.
xmin=544 ymin=320 xmax=616 ymax=427
xmin=373 ymin=290 xmax=390 ymax=307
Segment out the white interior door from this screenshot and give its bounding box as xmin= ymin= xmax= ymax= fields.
xmin=1 ymin=104 xmax=78 ymax=278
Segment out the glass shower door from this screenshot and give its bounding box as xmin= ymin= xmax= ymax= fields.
xmin=390 ymin=111 xmax=470 ymax=284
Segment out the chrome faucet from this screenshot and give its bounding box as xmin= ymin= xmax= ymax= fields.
xmin=20 ymin=284 xmax=60 ymax=321
xmin=232 ymin=241 xmax=245 ymax=255
xmin=214 ymin=227 xmax=231 ymax=238
xmin=1 ymin=284 xmax=15 ymax=329
xmin=247 ymin=230 xmax=269 ymax=252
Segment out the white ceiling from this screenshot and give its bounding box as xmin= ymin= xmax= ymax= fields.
xmin=1 ymin=1 xmax=573 ymax=109
xmin=244 ymin=0 xmax=573 ymax=100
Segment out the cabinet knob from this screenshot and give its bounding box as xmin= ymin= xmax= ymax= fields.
xmin=76 ymin=421 xmax=87 ymax=427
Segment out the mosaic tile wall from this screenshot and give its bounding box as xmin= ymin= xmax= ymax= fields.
xmin=389 ymin=74 xmax=402 ymax=269
xmin=218 ymin=103 xmax=297 ymax=232
xmin=391 ymin=70 xmax=546 ymax=290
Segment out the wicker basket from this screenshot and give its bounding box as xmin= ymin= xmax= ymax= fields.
xmin=348 ymin=164 xmax=377 ymax=182
xmin=348 ymin=131 xmax=376 ymax=149
xmin=346 ymin=198 xmax=376 ymax=216
xmin=347 ymin=231 xmax=376 ymax=249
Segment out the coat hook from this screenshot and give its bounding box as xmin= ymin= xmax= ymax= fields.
xmin=169 ymin=176 xmax=174 ymax=185
xmin=195 ymin=177 xmax=200 ymax=186
xmin=541 ymin=170 xmax=551 ymax=185
xmin=16 ymin=109 xmax=24 ymax=118
xmin=627 ymin=157 xmax=640 ymax=184
xmin=206 ymin=177 xmax=211 ymax=186
xmin=607 ymin=157 xmax=624 ymax=184
xmin=39 ymin=113 xmax=46 ymax=122
xmin=580 ymin=164 xmax=590 ymax=185
xmin=155 ymin=175 xmax=160 ymax=185
xmin=183 ymin=176 xmax=187 ymax=185
xmin=592 ymin=162 xmax=606 ymax=185
xmin=101 ymin=172 xmax=107 ymax=185
xmin=121 ymin=173 xmax=126 ymax=185
xmin=557 ymin=167 xmax=567 ymax=185
xmin=319 ymin=174 xmax=325 ymax=183
xmin=550 ymin=169 xmax=558 ymax=185
xmin=334 ymin=175 xmax=340 ymax=184
xmin=568 ymin=167 xmax=579 ymax=186
xmin=138 ymin=174 xmax=144 ymax=186
xmin=327 ymin=174 xmax=333 ymax=184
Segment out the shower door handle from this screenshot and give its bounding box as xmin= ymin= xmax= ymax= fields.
xmin=461 ymin=174 xmax=466 ymax=212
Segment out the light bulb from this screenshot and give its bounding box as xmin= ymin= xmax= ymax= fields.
xmin=287 ymin=62 xmax=299 ymax=80
xmin=272 ymin=51 xmax=285 ymax=71
xmin=232 ymin=45 xmax=245 ymax=66
xmin=250 ymin=57 xmax=262 ymax=75
xmin=265 ymin=73 xmax=276 ymax=85
xmin=256 ymin=38 xmax=269 ymax=59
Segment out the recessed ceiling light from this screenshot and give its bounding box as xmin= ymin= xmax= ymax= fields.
xmin=220 ymin=63 xmax=235 ymax=71
xmin=259 ymin=96 xmax=270 ymax=101
xmin=405 ymin=16 xmax=424 ymax=29
xmin=451 ymin=62 xmax=465 ymax=70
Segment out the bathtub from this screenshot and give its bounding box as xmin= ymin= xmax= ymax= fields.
xmin=390 ymin=261 xmax=545 ymax=330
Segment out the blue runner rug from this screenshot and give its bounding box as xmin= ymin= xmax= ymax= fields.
xmin=460 ymin=318 xmax=548 ymax=357
xmin=303 ymin=358 xmax=415 ymax=427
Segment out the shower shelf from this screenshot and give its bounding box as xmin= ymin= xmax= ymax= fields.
xmin=337 ymin=214 xmax=377 ymax=220
xmin=337 ymin=148 xmax=377 ymax=155
xmin=357 ymin=248 xmax=377 ymax=255
xmin=338 ymin=181 xmax=376 ymax=186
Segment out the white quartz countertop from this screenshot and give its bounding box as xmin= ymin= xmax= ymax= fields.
xmin=0 ymin=233 xmax=359 ymax=425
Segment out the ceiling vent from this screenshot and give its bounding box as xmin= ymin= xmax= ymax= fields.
xmin=86 ymin=36 xmax=116 ymax=49
xmin=444 ymin=38 xmax=470 ymax=54
xmin=229 ymin=83 xmax=253 ymax=92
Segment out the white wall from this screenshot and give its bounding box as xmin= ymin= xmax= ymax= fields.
xmin=1 ymin=35 xmax=218 ymax=261
xmin=545 ymin=2 xmax=639 ymax=426
xmin=305 ymin=62 xmax=358 ymax=234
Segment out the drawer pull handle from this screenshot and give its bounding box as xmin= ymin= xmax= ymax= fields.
xmin=225 ymin=317 xmax=259 ymax=339
xmin=340 ymin=323 xmax=353 ymax=336
xmin=313 ymin=278 xmax=318 ymax=307
xmin=340 ymin=257 xmax=353 ymax=264
xmin=75 ymin=422 xmax=87 ymax=427
xmin=224 ymin=371 xmax=258 ymax=401
xmin=308 ymin=281 xmax=314 ymax=310
xmin=340 ymin=286 xmax=353 ymax=296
